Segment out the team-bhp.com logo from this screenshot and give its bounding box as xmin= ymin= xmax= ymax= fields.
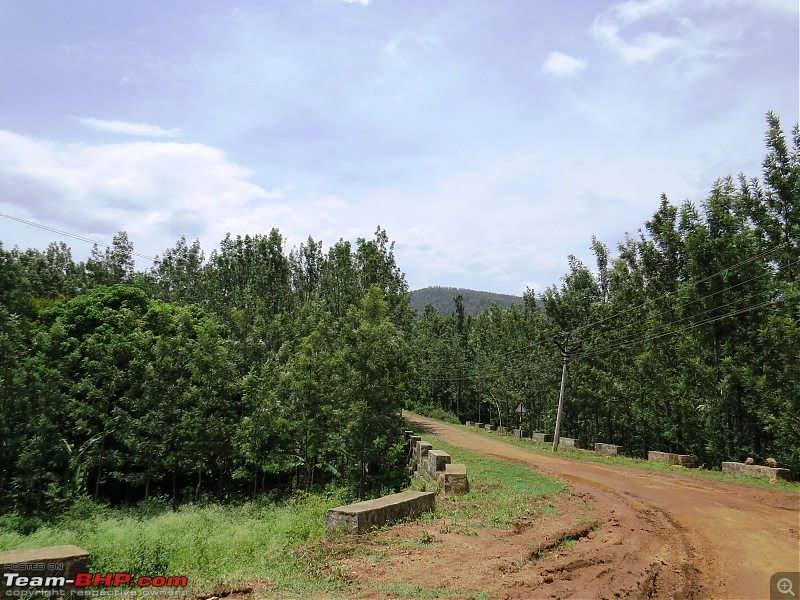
xmin=3 ymin=572 xmax=188 ymax=596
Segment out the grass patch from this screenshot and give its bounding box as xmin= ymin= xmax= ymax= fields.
xmin=412 ymin=531 xmax=436 ymax=546
xmin=405 ymin=403 xmax=461 ymax=424
xmin=368 ymin=550 xmax=389 ymax=563
xmin=0 ymin=490 xmax=353 ymax=597
xmin=442 ymin=417 xmax=800 ymax=494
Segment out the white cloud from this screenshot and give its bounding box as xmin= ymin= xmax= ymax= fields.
xmin=589 ymin=0 xmax=765 ymax=70
xmin=78 ymin=118 xmax=181 ymax=138
xmin=591 ymin=4 xmax=680 ymax=64
xmin=542 ymin=52 xmax=588 ymax=77
xmin=0 ymin=130 xmax=312 ymax=258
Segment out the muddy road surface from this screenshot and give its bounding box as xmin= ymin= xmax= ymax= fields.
xmin=404 ymin=415 xmax=799 ymax=599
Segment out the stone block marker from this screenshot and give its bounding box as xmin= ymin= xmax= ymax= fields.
xmin=648 ymin=451 xmax=695 ymax=468
xmin=497 ymin=426 xmax=510 ymax=434
xmin=558 ymin=437 xmax=582 ymax=449
xmin=485 ymin=424 xmax=496 ymax=431
xmin=465 ymin=421 xmax=474 ymax=426
xmin=407 ymin=435 xmax=421 ymax=458
xmin=721 ymin=462 xmax=791 ymax=481
xmin=475 ymin=422 xmax=485 ymax=428
xmin=531 ymin=432 xmax=553 ymax=443
xmin=414 ymin=441 xmax=433 ymax=465
xmin=441 ymin=463 xmax=469 ymax=494
xmin=326 ymin=491 xmax=435 ymax=535
xmin=427 ymin=449 xmax=451 ymax=475
xmin=595 ymin=443 xmax=626 ymax=456
xmin=0 ymin=545 xmax=90 ymax=594
xmin=513 ymin=429 xmax=530 ymax=438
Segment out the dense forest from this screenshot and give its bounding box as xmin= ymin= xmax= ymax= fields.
xmin=1 ymin=227 xmax=413 ymax=516
xmin=1 ymin=113 xmax=797 ymax=519
xmin=410 ymin=287 xmax=523 ymax=316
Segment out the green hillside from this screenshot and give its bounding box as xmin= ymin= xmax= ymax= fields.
xmin=411 ymin=286 xmax=524 ymax=316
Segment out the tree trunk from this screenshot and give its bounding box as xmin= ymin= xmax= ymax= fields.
xmin=95 ymin=434 xmax=106 ymax=500
xmin=358 ymin=438 xmax=366 ymax=500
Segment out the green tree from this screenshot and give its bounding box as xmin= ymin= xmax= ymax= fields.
xmin=84 ymin=231 xmax=136 ymax=287
xmin=150 ymin=236 xmax=206 ymax=306
xmin=341 ymin=286 xmax=410 ymax=499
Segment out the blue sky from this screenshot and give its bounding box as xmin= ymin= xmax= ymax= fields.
xmin=0 ymin=0 xmax=797 ymax=295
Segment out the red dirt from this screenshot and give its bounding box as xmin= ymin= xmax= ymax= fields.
xmin=341 ymin=416 xmax=799 ymax=600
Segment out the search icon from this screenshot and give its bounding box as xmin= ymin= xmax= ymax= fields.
xmin=778 ymin=578 xmax=796 ymax=597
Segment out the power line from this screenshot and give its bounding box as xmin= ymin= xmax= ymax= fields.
xmin=0 ymin=211 xmax=157 ymax=262
xmin=578 ymin=262 xmax=792 ymax=356
xmin=569 ymin=241 xmax=791 ymax=336
xmin=581 ymin=297 xmax=781 ymax=359
xmin=427 ymin=340 xmax=565 ymax=385
xmin=422 ymin=336 xmax=555 ymax=380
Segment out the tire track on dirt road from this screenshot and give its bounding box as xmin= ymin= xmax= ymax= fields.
xmin=408 ymin=414 xmax=799 ymax=600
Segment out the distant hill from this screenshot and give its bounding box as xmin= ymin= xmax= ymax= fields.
xmin=410 ymin=286 xmax=524 ymax=317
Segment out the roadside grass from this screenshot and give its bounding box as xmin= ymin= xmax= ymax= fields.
xmin=405 ymin=428 xmax=569 ymax=529
xmin=438 ymin=417 xmax=800 ymax=493
xmin=0 ymin=490 xmax=352 ymax=597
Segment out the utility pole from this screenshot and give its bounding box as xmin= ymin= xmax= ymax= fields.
xmin=491 ymin=396 xmax=502 ymax=428
xmin=477 ymin=380 xmax=481 ymax=424
xmin=456 ymin=365 xmax=461 ymax=422
xmin=552 ymin=334 xmax=581 ymax=452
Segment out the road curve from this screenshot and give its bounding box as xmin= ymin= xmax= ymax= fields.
xmin=407 ymin=414 xmax=800 ymax=600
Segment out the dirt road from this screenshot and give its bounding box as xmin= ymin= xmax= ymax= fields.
xmin=404 ymin=415 xmax=799 ymax=599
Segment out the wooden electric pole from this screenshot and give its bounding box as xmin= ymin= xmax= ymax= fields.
xmin=552 ymin=334 xmax=581 ymax=452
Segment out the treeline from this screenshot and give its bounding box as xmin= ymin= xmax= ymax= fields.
xmin=411 ymin=112 xmax=799 ymax=474
xmin=1 ymin=227 xmax=412 ymax=516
